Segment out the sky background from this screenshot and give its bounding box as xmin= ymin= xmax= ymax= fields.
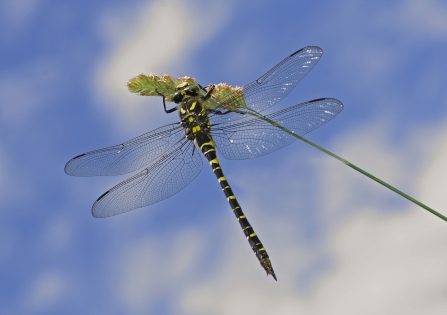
xmin=1 ymin=0 xmax=447 ymax=314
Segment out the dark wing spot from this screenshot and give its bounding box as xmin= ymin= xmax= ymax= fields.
xmin=96 ymin=190 xmax=110 ymax=201
xmin=290 ymin=47 xmax=304 ymax=57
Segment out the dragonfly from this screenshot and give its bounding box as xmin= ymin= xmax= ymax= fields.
xmin=65 ymin=46 xmax=344 ymax=280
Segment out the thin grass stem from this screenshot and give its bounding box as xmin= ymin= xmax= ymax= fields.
xmin=246 ymin=111 xmax=447 ymax=223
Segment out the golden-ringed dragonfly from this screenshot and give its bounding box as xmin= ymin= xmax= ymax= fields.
xmin=65 ymin=46 xmax=343 ymax=280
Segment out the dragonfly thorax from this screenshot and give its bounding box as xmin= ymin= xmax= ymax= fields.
xmin=179 ymin=97 xmax=211 ymax=140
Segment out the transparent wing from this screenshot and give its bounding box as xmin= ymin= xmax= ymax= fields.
xmin=64 ymin=123 xmax=185 ymax=176
xmin=209 ymin=46 xmax=323 ymax=124
xmin=92 ymin=140 xmax=202 ymax=218
xmin=212 ymin=98 xmax=343 ymax=160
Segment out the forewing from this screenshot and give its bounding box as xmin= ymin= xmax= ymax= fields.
xmin=92 ymin=140 xmax=202 ymax=218
xmin=212 ymin=98 xmax=343 ymax=160
xmin=64 ymin=123 xmax=185 ymax=176
xmin=209 ymin=46 xmax=323 ymax=124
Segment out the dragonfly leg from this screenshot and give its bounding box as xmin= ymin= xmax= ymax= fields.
xmin=201 ymin=84 xmax=215 ymax=100
xmin=155 ymin=89 xmax=178 ymax=114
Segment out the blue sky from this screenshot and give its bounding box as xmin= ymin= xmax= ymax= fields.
xmin=2 ymin=0 xmax=447 ymax=314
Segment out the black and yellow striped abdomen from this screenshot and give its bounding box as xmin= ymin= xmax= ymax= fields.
xmin=179 ymin=95 xmax=276 ymax=280
xmin=196 ymin=133 xmax=276 ymax=280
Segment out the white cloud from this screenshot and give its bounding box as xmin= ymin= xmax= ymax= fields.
xmin=333 ymin=0 xmax=447 ymax=39
xmin=0 ymin=0 xmax=39 ymax=33
xmin=23 ymin=271 xmax=67 ymax=312
xmin=0 ymin=58 xmax=59 ymax=128
xmin=165 ymin=119 xmax=447 ymax=315
xmin=418 ymin=129 xmax=447 ymax=210
xmin=117 ymin=228 xmax=207 ymax=314
xmin=94 ymin=0 xmax=232 ymax=133
xmin=0 ymin=59 xmax=61 ymax=208
xmin=328 ymin=1 xmax=447 ymax=97
xmin=310 ymin=211 xmax=447 ymax=315
xmin=91 ymin=2 xmax=447 ymax=313
xmin=314 ymin=121 xmax=433 ymax=223
xmin=178 ymin=210 xmax=447 ymax=315
xmin=396 ymin=0 xmax=447 ymax=37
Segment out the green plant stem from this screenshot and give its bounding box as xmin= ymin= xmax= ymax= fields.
xmin=247 ymin=111 xmax=447 ymax=223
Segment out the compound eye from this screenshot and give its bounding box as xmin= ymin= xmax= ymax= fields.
xmin=173 ymin=92 xmax=183 ymax=103
xmin=185 ymin=87 xmax=199 ymax=96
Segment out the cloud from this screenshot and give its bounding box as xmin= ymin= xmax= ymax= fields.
xmin=396 ymin=0 xmax=447 ymax=37
xmin=170 ymin=119 xmax=447 ymax=315
xmin=418 ymin=128 xmax=447 ymax=210
xmin=0 ymin=0 xmax=39 ymax=34
xmin=314 ymin=121 xmax=432 ymax=222
xmin=85 ymin=2 xmax=447 ymax=314
xmin=116 ymin=229 xmax=207 ymax=314
xmin=331 ymin=0 xmax=447 ymax=39
xmin=94 ymin=0 xmax=232 ymax=133
xmin=0 ymin=58 xmax=61 ymax=207
xmin=309 ymin=211 xmax=447 ymax=315
xmin=22 ymin=270 xmax=67 ymax=312
xmin=0 ymin=58 xmax=60 ymax=129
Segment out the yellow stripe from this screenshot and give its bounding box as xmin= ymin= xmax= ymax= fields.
xmin=203 ymin=148 xmax=215 ymax=155
xmin=200 ymin=141 xmax=214 ymax=149
xmin=218 ymin=177 xmax=226 ymax=182
xmin=214 ymin=167 xmax=221 ymax=171
xmin=259 ymin=248 xmax=265 ymax=251
xmin=227 ymin=195 xmax=235 ymax=200
xmin=209 ymin=158 xmax=218 ymax=165
xmin=180 ymin=108 xmax=186 ymax=114
xmin=190 ymin=101 xmax=197 ymax=110
xmin=233 ymin=206 xmax=240 ymax=211
xmin=249 ymin=233 xmax=256 ymax=238
xmin=238 ymin=215 xmax=246 ymax=220
xmin=243 ymin=226 xmax=252 ymax=230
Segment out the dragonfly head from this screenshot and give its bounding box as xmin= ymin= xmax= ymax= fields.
xmin=173 ymin=82 xmax=199 ymax=104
